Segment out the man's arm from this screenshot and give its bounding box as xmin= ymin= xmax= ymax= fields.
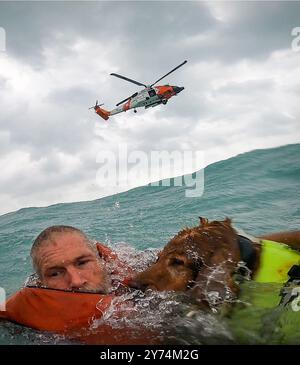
xmin=259 ymin=231 xmax=300 ymax=249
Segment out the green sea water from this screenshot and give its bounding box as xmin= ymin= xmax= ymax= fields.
xmin=0 ymin=143 xmax=299 ymax=344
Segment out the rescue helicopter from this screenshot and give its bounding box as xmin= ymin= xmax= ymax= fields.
xmin=89 ymin=60 xmax=187 ymax=121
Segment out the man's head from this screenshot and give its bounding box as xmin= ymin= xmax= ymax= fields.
xmin=31 ymin=225 xmax=111 ymax=293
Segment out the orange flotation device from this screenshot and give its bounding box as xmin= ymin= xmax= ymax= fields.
xmin=1 ymin=286 xmax=113 ymax=332
xmin=0 ymin=243 xmax=158 ymax=344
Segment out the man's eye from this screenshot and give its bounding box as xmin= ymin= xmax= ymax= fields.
xmin=170 ymin=258 xmax=185 ymax=266
xmin=49 ymin=271 xmax=61 ymax=277
xmin=77 ymin=260 xmax=89 ymax=266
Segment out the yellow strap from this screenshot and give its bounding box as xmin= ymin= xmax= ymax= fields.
xmin=253 ymin=240 xmax=300 ymax=283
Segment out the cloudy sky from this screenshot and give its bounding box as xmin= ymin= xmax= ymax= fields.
xmin=0 ymin=1 xmax=299 ymax=216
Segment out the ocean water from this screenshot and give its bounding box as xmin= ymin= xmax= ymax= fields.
xmin=0 ymin=143 xmax=299 ymax=344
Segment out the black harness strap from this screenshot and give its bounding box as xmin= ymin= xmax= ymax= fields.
xmin=237 ymin=235 xmax=257 ymax=271
xmin=287 ymin=265 xmax=300 ymax=280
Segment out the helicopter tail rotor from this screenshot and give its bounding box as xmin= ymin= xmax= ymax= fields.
xmin=89 ymin=100 xmax=110 ymax=120
xmin=89 ymin=100 xmax=104 ymax=110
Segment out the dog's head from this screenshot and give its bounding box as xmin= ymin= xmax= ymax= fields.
xmin=130 ymin=218 xmax=242 ymax=305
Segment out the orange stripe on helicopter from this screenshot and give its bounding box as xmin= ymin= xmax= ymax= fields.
xmin=123 ymin=99 xmax=131 ymax=111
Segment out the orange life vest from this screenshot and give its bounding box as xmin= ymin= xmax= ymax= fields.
xmin=0 ymin=243 xmax=158 ymax=344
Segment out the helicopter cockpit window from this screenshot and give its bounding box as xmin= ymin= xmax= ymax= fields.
xmin=148 ymin=89 xmax=156 ymax=97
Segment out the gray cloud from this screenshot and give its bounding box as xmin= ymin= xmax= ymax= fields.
xmin=0 ymin=1 xmax=300 ymax=215
xmin=3 ymin=1 xmax=298 ymax=69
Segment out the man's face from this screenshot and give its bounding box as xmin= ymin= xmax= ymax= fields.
xmin=36 ymin=232 xmax=111 ymax=293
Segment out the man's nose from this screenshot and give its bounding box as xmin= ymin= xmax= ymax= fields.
xmin=67 ymin=268 xmax=87 ymax=289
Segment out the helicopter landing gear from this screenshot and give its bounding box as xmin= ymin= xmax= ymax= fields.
xmin=134 ymin=109 xmax=137 ymax=113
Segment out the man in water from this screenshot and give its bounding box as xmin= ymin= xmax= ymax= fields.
xmin=30 ymin=225 xmax=112 ymax=293
xmin=0 ymin=225 xmax=158 ymax=344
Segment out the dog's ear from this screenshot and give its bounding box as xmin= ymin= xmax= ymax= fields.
xmin=190 ymin=223 xmax=240 ymax=308
xmin=191 ymin=248 xmax=240 ymax=307
xmin=224 ymin=217 xmax=232 ymax=226
xmin=199 ymin=217 xmax=209 ymax=226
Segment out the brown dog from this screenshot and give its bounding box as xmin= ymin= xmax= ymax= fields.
xmin=130 ymin=218 xmax=300 ymax=308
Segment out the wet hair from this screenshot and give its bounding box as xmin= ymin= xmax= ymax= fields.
xmin=30 ymin=225 xmax=96 ymax=275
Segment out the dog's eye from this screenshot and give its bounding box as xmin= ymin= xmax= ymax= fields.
xmin=170 ymin=258 xmax=185 ymax=266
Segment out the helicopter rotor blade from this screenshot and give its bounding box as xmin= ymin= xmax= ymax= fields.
xmin=116 ymin=96 xmax=131 ymax=107
xmin=116 ymin=92 xmax=138 ymax=107
xmin=89 ymin=100 xmax=104 ymax=109
xmin=110 ymin=73 xmax=147 ymax=87
xmin=150 ymin=60 xmax=187 ymax=87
